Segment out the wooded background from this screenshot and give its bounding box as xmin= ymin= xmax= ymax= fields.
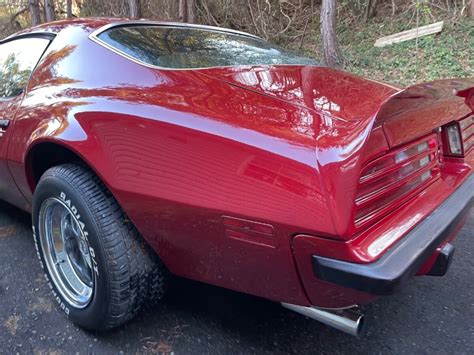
xmin=0 ymin=0 xmax=473 ymax=85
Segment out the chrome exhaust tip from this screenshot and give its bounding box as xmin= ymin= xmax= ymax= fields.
xmin=281 ymin=303 xmax=365 ymax=337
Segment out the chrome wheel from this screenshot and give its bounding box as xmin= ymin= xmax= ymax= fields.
xmin=38 ymin=198 xmax=94 ymax=308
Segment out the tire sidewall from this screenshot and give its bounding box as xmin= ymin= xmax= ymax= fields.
xmin=32 ymin=174 xmax=111 ymax=330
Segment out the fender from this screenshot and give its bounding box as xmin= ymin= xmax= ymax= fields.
xmin=7 ymin=111 xmax=100 ymax=200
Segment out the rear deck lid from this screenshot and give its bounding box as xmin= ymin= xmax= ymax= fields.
xmin=374 ymin=79 xmax=474 ymax=147
xmin=200 ymin=65 xmax=398 ymax=123
xmin=202 ymin=67 xmax=474 ymax=148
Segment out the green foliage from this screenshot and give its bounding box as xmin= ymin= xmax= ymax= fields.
xmin=0 ymin=53 xmax=31 ymax=97
xmin=288 ymin=9 xmax=473 ymax=87
xmin=343 ymin=18 xmax=473 ymax=86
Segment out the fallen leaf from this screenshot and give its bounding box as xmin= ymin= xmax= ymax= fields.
xmin=0 ymin=225 xmax=16 ymax=239
xmin=3 ymin=315 xmax=19 ymax=336
xmin=29 ymin=297 xmax=54 ymax=313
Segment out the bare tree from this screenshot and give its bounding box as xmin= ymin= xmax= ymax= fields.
xmin=178 ymin=0 xmax=195 ymax=23
xmin=364 ymin=0 xmax=378 ymax=22
xmin=178 ymin=0 xmax=186 ymax=21
xmin=128 ymin=0 xmax=141 ymax=19
xmin=66 ymin=0 xmax=73 ymax=18
xmin=320 ymin=0 xmax=343 ymax=68
xmin=29 ymin=0 xmax=42 ymax=25
xmin=44 ymin=0 xmax=55 ymax=22
xmin=186 ymin=0 xmax=195 ymax=23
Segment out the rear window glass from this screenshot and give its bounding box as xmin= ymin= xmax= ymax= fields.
xmin=97 ymin=25 xmax=318 ymax=69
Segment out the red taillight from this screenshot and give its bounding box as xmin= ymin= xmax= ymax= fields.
xmin=355 ymin=136 xmax=440 ymax=228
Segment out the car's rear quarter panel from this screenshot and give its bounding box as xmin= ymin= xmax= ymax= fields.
xmin=6 ymin=24 xmax=338 ymax=306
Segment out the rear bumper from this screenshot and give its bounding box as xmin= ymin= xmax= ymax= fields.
xmin=312 ymin=173 xmax=473 ymax=296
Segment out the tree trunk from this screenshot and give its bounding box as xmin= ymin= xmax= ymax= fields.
xmin=470 ymin=0 xmax=474 ymax=17
xmin=66 ymin=0 xmax=73 ymax=19
xmin=178 ymin=0 xmax=194 ymax=22
xmin=364 ymin=0 xmax=378 ymax=22
xmin=128 ymin=0 xmax=141 ymax=19
xmin=178 ymin=0 xmax=186 ymax=22
xmin=364 ymin=0 xmax=371 ymax=21
xmin=320 ymin=0 xmax=343 ymax=68
xmin=186 ymin=0 xmax=195 ymax=23
xmin=29 ymin=0 xmax=41 ymax=26
xmin=44 ymin=0 xmax=55 ymax=22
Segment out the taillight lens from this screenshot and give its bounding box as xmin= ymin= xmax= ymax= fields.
xmin=445 ymin=124 xmax=463 ymax=155
xmin=443 ymin=117 xmax=473 ymax=156
xmin=355 ymin=136 xmax=440 ymax=228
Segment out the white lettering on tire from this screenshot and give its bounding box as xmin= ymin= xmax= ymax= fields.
xmin=33 ymin=191 xmax=100 ymax=316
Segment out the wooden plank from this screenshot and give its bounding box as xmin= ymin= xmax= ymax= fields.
xmin=374 ymin=21 xmax=444 ymax=47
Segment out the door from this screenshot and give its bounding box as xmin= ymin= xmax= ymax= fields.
xmin=0 ymin=36 xmax=51 ymax=208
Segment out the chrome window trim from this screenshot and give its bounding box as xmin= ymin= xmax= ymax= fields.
xmin=87 ymin=20 xmax=282 ymax=71
xmin=89 ymin=20 xmax=262 ymax=41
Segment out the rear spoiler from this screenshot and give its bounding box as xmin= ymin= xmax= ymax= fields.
xmin=374 ymin=79 xmax=474 ymax=147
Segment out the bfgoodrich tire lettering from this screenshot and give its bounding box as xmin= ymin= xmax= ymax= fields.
xmin=32 ymin=163 xmax=167 ymax=330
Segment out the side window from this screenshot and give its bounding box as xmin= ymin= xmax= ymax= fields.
xmin=0 ymin=37 xmax=50 ymax=99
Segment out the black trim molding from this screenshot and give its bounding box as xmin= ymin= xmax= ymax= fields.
xmin=312 ymin=173 xmax=473 ymax=296
xmin=0 ymin=32 xmax=55 ymax=45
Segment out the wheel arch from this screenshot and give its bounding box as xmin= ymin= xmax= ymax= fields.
xmin=24 ymin=139 xmax=110 ymax=196
xmin=23 ymin=138 xmax=166 ymax=256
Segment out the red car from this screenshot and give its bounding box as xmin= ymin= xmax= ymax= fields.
xmin=1 ymin=18 xmax=472 ymax=336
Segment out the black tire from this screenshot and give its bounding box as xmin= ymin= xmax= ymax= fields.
xmin=32 ymin=163 xmax=167 ymax=330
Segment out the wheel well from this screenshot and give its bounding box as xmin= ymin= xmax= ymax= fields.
xmin=26 ymin=142 xmax=84 ymax=193
xmin=26 ymin=143 xmax=167 ymax=272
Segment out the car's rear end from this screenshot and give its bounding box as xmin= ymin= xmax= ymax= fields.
xmin=288 ymin=79 xmax=473 ymax=335
xmin=88 ymin=20 xmax=472 ymax=334
xmin=84 ymin=22 xmax=472 ymax=300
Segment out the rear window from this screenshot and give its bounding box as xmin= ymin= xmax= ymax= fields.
xmin=96 ymin=25 xmax=318 ymax=69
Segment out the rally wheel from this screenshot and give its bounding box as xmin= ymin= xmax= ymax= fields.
xmin=32 ymin=163 xmax=167 ymax=330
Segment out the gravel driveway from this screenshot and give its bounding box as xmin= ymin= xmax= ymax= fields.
xmin=1 ymin=200 xmax=473 ymax=354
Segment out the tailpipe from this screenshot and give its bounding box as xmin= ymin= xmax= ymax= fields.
xmin=281 ymin=303 xmax=365 ymax=337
